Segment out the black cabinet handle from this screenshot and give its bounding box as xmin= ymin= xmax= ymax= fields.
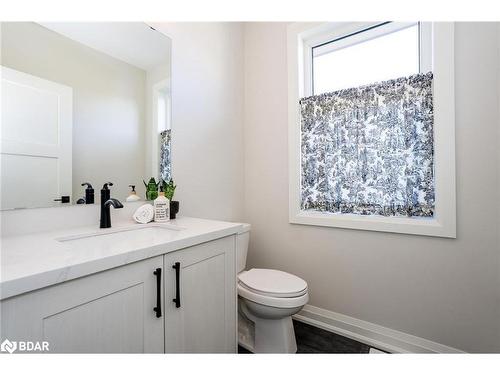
xmin=172 ymin=262 xmax=181 ymax=308
xmin=153 ymin=268 xmax=162 ymax=318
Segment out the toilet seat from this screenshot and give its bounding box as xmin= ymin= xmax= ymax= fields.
xmin=238 ymin=269 xmax=308 ymax=297
xmin=238 ymin=283 xmax=309 ymax=308
xmin=238 ymin=269 xmax=309 ymax=308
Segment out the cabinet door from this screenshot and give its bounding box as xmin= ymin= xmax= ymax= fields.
xmin=164 ymin=236 xmax=237 ymax=353
xmin=1 ymin=256 xmax=164 ymax=353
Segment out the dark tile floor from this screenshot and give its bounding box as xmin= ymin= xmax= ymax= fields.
xmin=238 ymin=319 xmax=377 ymax=354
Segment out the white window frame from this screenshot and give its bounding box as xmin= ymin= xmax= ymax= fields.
xmin=151 ymin=78 xmax=171 ymax=179
xmin=287 ymin=22 xmax=456 ymax=238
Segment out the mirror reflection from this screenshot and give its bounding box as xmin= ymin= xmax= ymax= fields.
xmin=0 ymin=22 xmax=172 ymax=210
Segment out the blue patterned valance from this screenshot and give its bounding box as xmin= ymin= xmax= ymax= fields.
xmin=300 ymin=72 xmax=434 ymax=217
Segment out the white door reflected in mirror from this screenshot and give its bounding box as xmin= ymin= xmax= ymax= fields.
xmin=0 ymin=66 xmax=72 ymax=210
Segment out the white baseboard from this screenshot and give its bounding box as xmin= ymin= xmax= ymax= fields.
xmin=293 ymin=304 xmax=465 ymax=353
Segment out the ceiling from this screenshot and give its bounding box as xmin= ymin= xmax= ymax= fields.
xmin=39 ymin=22 xmax=171 ymax=71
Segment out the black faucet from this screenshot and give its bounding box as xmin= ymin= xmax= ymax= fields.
xmin=100 ymin=182 xmax=123 ymax=228
xmin=82 ymin=182 xmax=95 ymax=204
xmin=77 ymin=182 xmax=95 ymax=204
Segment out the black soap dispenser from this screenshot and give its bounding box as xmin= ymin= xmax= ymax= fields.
xmin=82 ymin=182 xmax=94 ymax=204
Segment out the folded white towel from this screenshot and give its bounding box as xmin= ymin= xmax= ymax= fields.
xmin=133 ymin=204 xmax=154 ymax=224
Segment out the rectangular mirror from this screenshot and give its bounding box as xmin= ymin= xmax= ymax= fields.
xmin=0 ymin=22 xmax=172 ymax=209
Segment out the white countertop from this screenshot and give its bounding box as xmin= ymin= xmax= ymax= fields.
xmin=0 ymin=217 xmax=243 ymax=300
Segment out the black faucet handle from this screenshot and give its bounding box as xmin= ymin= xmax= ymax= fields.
xmin=104 ymin=198 xmax=123 ymax=209
xmin=102 ymin=182 xmax=114 ymax=190
xmin=81 ymin=182 xmax=93 ymax=188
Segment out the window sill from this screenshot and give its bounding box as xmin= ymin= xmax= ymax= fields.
xmin=289 ymin=210 xmax=456 ymax=238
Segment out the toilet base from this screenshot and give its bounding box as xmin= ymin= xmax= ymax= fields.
xmin=238 ymin=307 xmax=255 ymax=352
xmin=238 ymin=299 xmax=299 ymax=353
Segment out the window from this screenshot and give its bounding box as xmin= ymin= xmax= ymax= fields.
xmin=287 ymin=22 xmax=456 ymax=237
xmin=157 ymin=85 xmax=171 ymax=182
xmin=157 ymin=86 xmax=170 ymax=133
xmin=312 ymin=23 xmax=420 ymax=94
xmin=151 ymin=79 xmax=171 ymax=182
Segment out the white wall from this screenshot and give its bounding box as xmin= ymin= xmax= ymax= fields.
xmin=243 ymin=22 xmax=500 ymax=352
xmin=1 ymin=22 xmax=146 ymax=201
xmin=151 ymin=23 xmax=245 ymax=221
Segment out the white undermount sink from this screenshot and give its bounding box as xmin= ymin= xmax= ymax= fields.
xmin=56 ymin=223 xmax=184 ymax=244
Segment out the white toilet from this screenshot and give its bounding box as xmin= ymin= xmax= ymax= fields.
xmin=236 ymin=224 xmax=309 ymax=353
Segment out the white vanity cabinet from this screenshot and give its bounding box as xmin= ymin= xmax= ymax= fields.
xmin=0 ymin=235 xmax=237 ymax=353
xmin=163 ymin=235 xmax=236 ymax=353
xmin=0 ymin=255 xmax=165 ymax=353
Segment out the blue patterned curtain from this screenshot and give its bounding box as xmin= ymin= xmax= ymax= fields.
xmin=300 ymin=72 xmax=434 ymax=217
xmin=159 ymin=129 xmax=171 ymax=182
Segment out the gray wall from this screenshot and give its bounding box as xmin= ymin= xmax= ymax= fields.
xmin=243 ymin=22 xmax=500 ymax=352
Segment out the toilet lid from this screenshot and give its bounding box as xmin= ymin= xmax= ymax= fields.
xmin=238 ymin=268 xmax=308 ymax=298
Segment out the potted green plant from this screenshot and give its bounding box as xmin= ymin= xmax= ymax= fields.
xmin=163 ymin=179 xmax=179 ymax=219
xmin=143 ymin=177 xmax=160 ymax=201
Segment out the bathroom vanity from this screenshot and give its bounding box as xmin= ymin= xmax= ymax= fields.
xmin=0 ymin=22 xmax=244 ymax=353
xmin=0 ymin=203 xmax=241 ymax=353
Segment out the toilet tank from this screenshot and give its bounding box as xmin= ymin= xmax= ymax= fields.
xmin=236 ymin=223 xmax=251 ymax=273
